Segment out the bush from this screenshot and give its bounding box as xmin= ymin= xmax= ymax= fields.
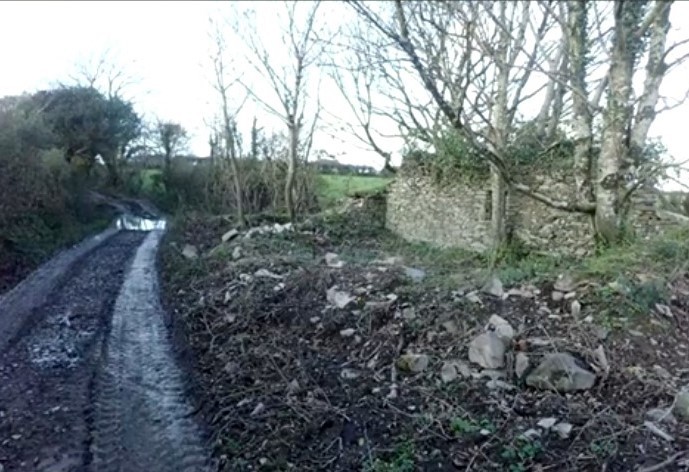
xmin=132 ymin=157 xmax=318 ymax=217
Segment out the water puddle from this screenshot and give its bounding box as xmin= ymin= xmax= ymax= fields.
xmin=116 ymin=214 xmax=167 ymax=231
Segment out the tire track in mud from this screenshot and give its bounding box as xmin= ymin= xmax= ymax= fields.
xmin=0 ymin=231 xmax=145 ymax=472
xmin=90 ymin=230 xmax=210 ymax=472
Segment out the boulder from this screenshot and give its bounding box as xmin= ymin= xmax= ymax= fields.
xmin=526 ymin=353 xmax=596 ymax=392
xmin=468 ymin=333 xmax=506 ymax=369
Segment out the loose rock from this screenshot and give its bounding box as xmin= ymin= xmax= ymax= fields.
xmin=487 ymin=314 xmax=515 ymax=344
xmin=552 ymin=422 xmax=573 ymax=439
xmin=325 ymin=252 xmax=345 ymax=268
xmin=515 ymin=352 xmax=530 ymax=378
xmin=404 ymin=267 xmax=426 ymax=282
xmin=286 ymin=379 xmax=300 ymax=395
xmin=537 ymin=417 xmax=557 ymax=430
xmin=672 ymin=389 xmax=689 ymax=421
xmin=327 ymin=286 xmax=355 ymax=309
xmin=482 ymin=276 xmax=504 ymax=298
xmin=591 ymin=345 xmax=609 ymax=373
xmin=554 ymin=273 xmax=576 ymax=292
xmin=339 ymin=328 xmax=355 ymax=338
xmin=551 ymin=290 xmax=564 ymax=302
xmin=232 ymin=246 xmax=243 ymax=260
xmin=182 ymin=244 xmax=198 ymax=259
xmin=468 ymin=333 xmax=506 ymax=369
xmin=340 ymin=368 xmax=361 ymax=380
xmin=465 ymin=291 xmax=483 ymax=305
xmin=398 ymin=354 xmax=430 ymax=373
xmin=251 ymin=402 xmax=266 ymax=416
xmin=221 ymin=228 xmax=239 ymax=242
xmin=254 ymin=269 xmax=284 ymax=279
xmin=440 ymin=362 xmax=458 ymax=383
xmin=441 ymin=320 xmax=459 ymax=334
xmin=525 ymin=353 xmax=596 ymax=392
xmin=571 ymin=300 xmax=581 ymax=317
xmin=486 ymin=379 xmax=515 ymax=391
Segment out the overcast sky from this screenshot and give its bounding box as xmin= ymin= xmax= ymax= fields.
xmin=0 ymin=1 xmax=688 ymax=187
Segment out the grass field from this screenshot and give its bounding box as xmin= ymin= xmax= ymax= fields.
xmin=134 ymin=167 xmax=392 ymax=209
xmin=317 ymin=174 xmax=391 ymax=207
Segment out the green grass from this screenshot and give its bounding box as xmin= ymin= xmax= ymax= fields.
xmin=317 ymin=174 xmax=391 ymax=207
xmin=140 ymin=168 xmax=163 ymax=192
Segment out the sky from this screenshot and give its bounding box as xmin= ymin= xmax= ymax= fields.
xmin=0 ymin=1 xmax=688 ymax=188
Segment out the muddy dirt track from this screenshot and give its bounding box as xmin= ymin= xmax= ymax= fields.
xmin=0 ymin=226 xmax=212 ymax=472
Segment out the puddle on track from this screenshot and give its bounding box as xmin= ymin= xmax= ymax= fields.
xmin=116 ymin=214 xmax=167 ymax=231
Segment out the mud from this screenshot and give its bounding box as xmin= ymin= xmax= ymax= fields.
xmin=0 ymin=224 xmax=212 ymax=471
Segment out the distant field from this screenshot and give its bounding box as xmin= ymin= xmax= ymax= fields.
xmin=317 ymin=174 xmax=391 ymax=207
xmin=135 ymin=168 xmax=392 ymax=208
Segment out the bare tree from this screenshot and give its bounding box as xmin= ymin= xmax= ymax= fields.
xmin=70 ymin=48 xmax=141 ymax=101
xmin=210 ymin=19 xmax=248 ymax=226
xmin=349 ymin=0 xmax=689 ymax=246
xmin=240 ymin=1 xmax=323 ymax=222
xmin=349 ymin=0 xmax=558 ymax=247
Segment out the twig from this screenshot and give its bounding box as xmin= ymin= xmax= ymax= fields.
xmin=636 ymin=451 xmax=686 ymax=472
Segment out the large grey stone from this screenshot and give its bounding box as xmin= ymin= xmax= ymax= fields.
xmin=468 ymin=332 xmax=506 ymax=369
xmin=526 ymin=353 xmax=596 ymax=392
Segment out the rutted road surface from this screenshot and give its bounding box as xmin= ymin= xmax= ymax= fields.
xmin=0 ymin=221 xmax=212 ymax=471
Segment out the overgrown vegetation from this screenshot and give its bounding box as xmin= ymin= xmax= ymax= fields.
xmin=160 ymin=195 xmax=689 ymax=471
xmin=0 ymin=91 xmax=119 ymax=293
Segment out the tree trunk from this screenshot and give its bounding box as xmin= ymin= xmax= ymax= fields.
xmin=596 ymin=1 xmax=642 ymax=244
xmin=103 ymin=152 xmax=121 ymax=187
xmin=630 ymin=1 xmax=672 ymax=157
xmin=224 ymin=119 xmax=245 ymax=227
xmin=285 ymin=121 xmax=299 ymax=222
xmin=488 ymin=1 xmax=510 ymax=250
xmin=567 ymin=0 xmax=594 ymax=205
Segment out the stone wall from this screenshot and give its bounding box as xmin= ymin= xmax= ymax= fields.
xmin=509 ymin=174 xmax=594 ymax=257
xmin=386 ymin=173 xmax=684 ymax=256
xmin=386 ymin=175 xmax=492 ymax=252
